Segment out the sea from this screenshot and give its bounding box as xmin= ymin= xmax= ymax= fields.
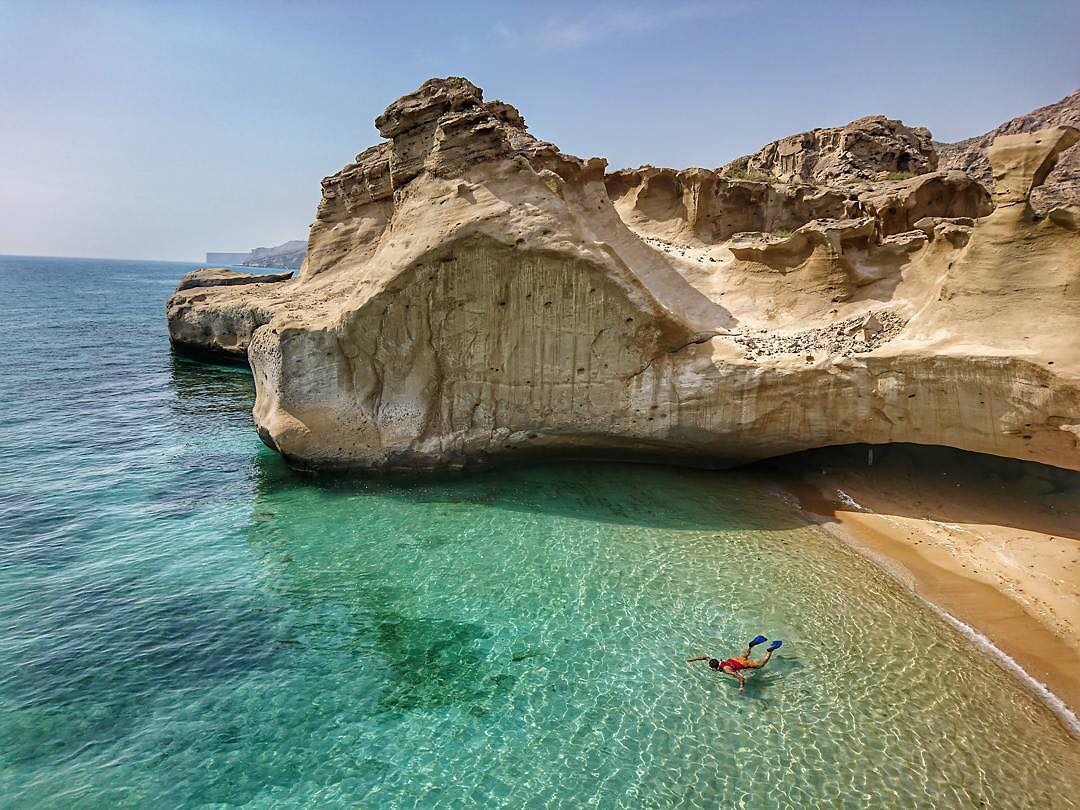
xmin=1 ymin=254 xmax=1078 ymax=808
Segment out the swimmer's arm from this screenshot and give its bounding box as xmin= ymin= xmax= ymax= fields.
xmin=687 ymin=656 xmax=710 ymax=663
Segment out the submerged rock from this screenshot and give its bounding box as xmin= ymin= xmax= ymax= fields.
xmin=166 ymin=78 xmax=1080 ymax=473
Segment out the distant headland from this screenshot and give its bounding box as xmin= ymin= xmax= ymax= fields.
xmin=204 ymin=239 xmax=306 ymax=270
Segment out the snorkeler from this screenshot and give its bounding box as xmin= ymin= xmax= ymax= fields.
xmin=688 ymin=635 xmax=782 ymax=691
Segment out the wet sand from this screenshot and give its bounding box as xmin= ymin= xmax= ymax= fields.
xmin=764 ymin=445 xmax=1080 ymax=719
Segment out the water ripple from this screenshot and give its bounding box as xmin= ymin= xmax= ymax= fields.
xmin=0 ymin=255 xmax=1077 ymax=808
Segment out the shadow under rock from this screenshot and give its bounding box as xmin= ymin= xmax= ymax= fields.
xmin=251 ymin=450 xmax=811 ymax=533
xmin=753 ymin=443 xmax=1080 ymax=542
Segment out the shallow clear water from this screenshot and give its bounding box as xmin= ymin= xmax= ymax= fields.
xmin=1 ymin=255 xmax=1078 ymax=808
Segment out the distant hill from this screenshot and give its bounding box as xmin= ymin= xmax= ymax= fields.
xmin=936 ymin=89 xmax=1080 ymax=210
xmin=203 ymin=241 xmax=307 ymax=270
xmin=241 ymin=240 xmax=307 ymax=270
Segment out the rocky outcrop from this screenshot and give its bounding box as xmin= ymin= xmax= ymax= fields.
xmin=605 ymin=167 xmax=853 ymax=244
xmin=166 ymin=78 xmax=1080 ymax=473
xmin=175 ymin=267 xmax=293 ymax=291
xmin=937 ymin=89 xmax=1080 ymax=211
xmin=722 ymin=115 xmax=937 ymax=184
xmin=984 ymin=126 xmax=1079 ymax=207
xmin=606 ymin=167 xmax=990 ymax=246
xmin=856 ymin=171 xmax=993 ymax=235
xmin=168 ymin=269 xmax=294 ymax=362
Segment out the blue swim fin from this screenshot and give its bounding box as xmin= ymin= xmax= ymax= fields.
xmin=748 ymin=635 xmax=768 ymax=649
xmin=766 ymin=640 xmax=783 ymax=652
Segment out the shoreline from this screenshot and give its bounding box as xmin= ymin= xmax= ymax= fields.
xmin=778 ymin=470 xmax=1080 ymax=732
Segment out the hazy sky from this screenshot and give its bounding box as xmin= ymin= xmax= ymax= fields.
xmin=2 ymin=1 xmax=1078 ymax=261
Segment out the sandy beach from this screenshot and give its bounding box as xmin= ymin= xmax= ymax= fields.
xmin=771 ymin=445 xmax=1080 ymax=719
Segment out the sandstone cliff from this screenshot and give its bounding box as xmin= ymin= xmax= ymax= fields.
xmin=937 ymin=89 xmax=1080 ymax=211
xmin=166 ymin=78 xmax=1080 ymax=474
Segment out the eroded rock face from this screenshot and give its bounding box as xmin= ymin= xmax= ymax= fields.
xmin=605 ymin=166 xmax=852 ymax=244
xmin=937 ymin=89 xmax=1080 ymax=211
xmin=722 ymin=115 xmax=937 ymax=184
xmin=985 ymin=126 xmax=1080 ymax=206
xmin=168 ymin=270 xmax=293 ymax=362
xmin=857 ymin=171 xmax=993 ymax=235
xmin=606 ymin=166 xmax=991 ymax=245
xmin=166 ymin=78 xmax=1080 ymax=473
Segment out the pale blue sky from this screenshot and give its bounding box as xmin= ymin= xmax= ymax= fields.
xmin=1 ymin=0 xmax=1077 ymax=261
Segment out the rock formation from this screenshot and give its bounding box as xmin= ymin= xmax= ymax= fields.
xmin=605 ymin=167 xmax=853 ymax=244
xmin=937 ymin=89 xmax=1080 ymax=211
xmin=605 ymin=165 xmax=991 ymax=244
xmin=168 ymin=268 xmax=293 ymax=362
xmin=166 ymin=78 xmax=1080 ymax=474
xmin=174 ymin=267 xmax=293 ymax=292
xmin=722 ymin=115 xmax=938 ymax=184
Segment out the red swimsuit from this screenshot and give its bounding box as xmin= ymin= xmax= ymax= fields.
xmin=720 ymin=658 xmax=745 ymax=671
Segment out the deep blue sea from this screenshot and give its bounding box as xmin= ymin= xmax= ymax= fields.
xmin=1 ymin=255 xmax=1078 ymax=808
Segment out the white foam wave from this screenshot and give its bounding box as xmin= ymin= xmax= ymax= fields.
xmin=935 ymin=609 xmax=1080 ymax=737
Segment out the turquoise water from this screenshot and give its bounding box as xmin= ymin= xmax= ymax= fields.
xmin=1 ymin=255 xmax=1078 ymax=808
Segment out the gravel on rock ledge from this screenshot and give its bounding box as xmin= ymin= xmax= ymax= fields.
xmin=731 ymin=310 xmax=907 ymax=360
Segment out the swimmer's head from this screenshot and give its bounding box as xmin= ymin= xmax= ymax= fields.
xmin=708 ymin=658 xmax=721 ymax=670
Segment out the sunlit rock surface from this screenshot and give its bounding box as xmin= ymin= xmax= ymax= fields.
xmin=166 ymin=78 xmax=1080 ymax=472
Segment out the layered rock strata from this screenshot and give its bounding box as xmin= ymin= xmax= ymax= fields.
xmin=167 ymin=78 xmax=1080 ymax=473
